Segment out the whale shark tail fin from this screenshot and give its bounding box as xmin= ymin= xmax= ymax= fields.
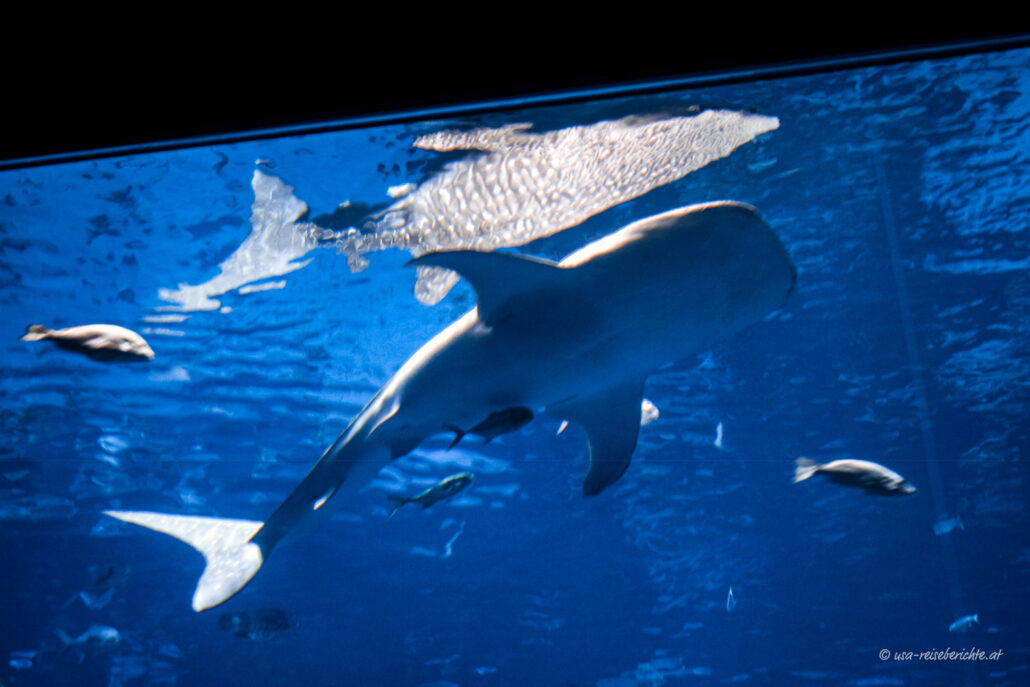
xmin=793 ymin=457 xmax=821 ymax=483
xmin=104 ymin=510 xmax=264 ymax=612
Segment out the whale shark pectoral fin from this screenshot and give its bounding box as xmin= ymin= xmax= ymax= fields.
xmin=407 ymin=250 xmax=563 ymax=323
xmin=550 ymin=379 xmax=644 ymax=496
xmin=104 ymin=511 xmax=264 ymax=612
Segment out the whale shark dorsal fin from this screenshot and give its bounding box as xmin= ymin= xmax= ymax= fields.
xmin=548 ymin=379 xmax=644 ymax=496
xmin=408 ymin=250 xmax=563 ymax=323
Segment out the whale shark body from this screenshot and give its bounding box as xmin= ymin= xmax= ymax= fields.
xmin=106 ymin=201 xmax=796 ymax=611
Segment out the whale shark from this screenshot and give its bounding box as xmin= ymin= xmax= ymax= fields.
xmin=158 ymin=110 xmax=779 ymax=311
xmin=106 ymin=201 xmax=796 ymax=611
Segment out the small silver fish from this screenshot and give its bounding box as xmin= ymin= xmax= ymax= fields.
xmin=446 ymin=407 xmax=532 ymax=448
xmin=218 ymin=608 xmax=293 ymax=641
xmin=63 ymin=564 xmax=131 ymax=610
xmin=55 ymin=624 xmax=121 ymax=646
xmin=0 ymin=458 xmax=38 ymax=482
xmin=793 ymin=457 xmax=916 ymax=496
xmin=8 ymin=650 xmax=36 ymax=671
xmin=21 ymin=324 xmax=154 ymax=362
xmin=933 ymin=516 xmax=965 ymax=536
xmin=726 ymin=586 xmax=736 ymax=613
xmin=388 ymin=472 xmax=475 ymax=518
xmin=949 ymin=614 xmax=979 ymax=632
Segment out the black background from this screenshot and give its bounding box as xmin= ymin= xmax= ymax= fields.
xmin=3 ymin=26 xmax=1026 ymax=165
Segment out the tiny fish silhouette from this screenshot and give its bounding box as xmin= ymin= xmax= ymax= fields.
xmin=949 ymin=614 xmax=979 ymax=632
xmin=388 ymin=472 xmax=475 ymax=518
xmin=218 ymin=608 xmax=293 ymax=641
xmin=446 ymin=407 xmax=532 ymax=448
xmin=63 ymin=564 xmax=131 ymax=610
xmin=933 ymin=516 xmax=964 ymax=536
xmin=55 ymin=624 xmax=121 ymax=647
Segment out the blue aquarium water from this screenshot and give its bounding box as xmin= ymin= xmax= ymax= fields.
xmin=2 ymin=45 xmax=1028 ymax=687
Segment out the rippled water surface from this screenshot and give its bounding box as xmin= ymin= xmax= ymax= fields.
xmin=2 ymin=47 xmax=1028 ymax=686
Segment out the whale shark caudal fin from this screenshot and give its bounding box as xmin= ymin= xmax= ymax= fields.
xmin=104 ymin=511 xmax=264 ymax=611
xmin=793 ymin=457 xmax=821 ymax=483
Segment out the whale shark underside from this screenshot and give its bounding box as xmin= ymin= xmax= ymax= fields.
xmin=106 ymin=201 xmax=796 ymax=611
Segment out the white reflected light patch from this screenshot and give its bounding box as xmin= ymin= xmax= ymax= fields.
xmin=313 ymin=488 xmax=335 ymax=511
xmin=474 ymin=482 xmax=520 ymax=498
xmin=412 ymin=448 xmax=513 ymax=475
